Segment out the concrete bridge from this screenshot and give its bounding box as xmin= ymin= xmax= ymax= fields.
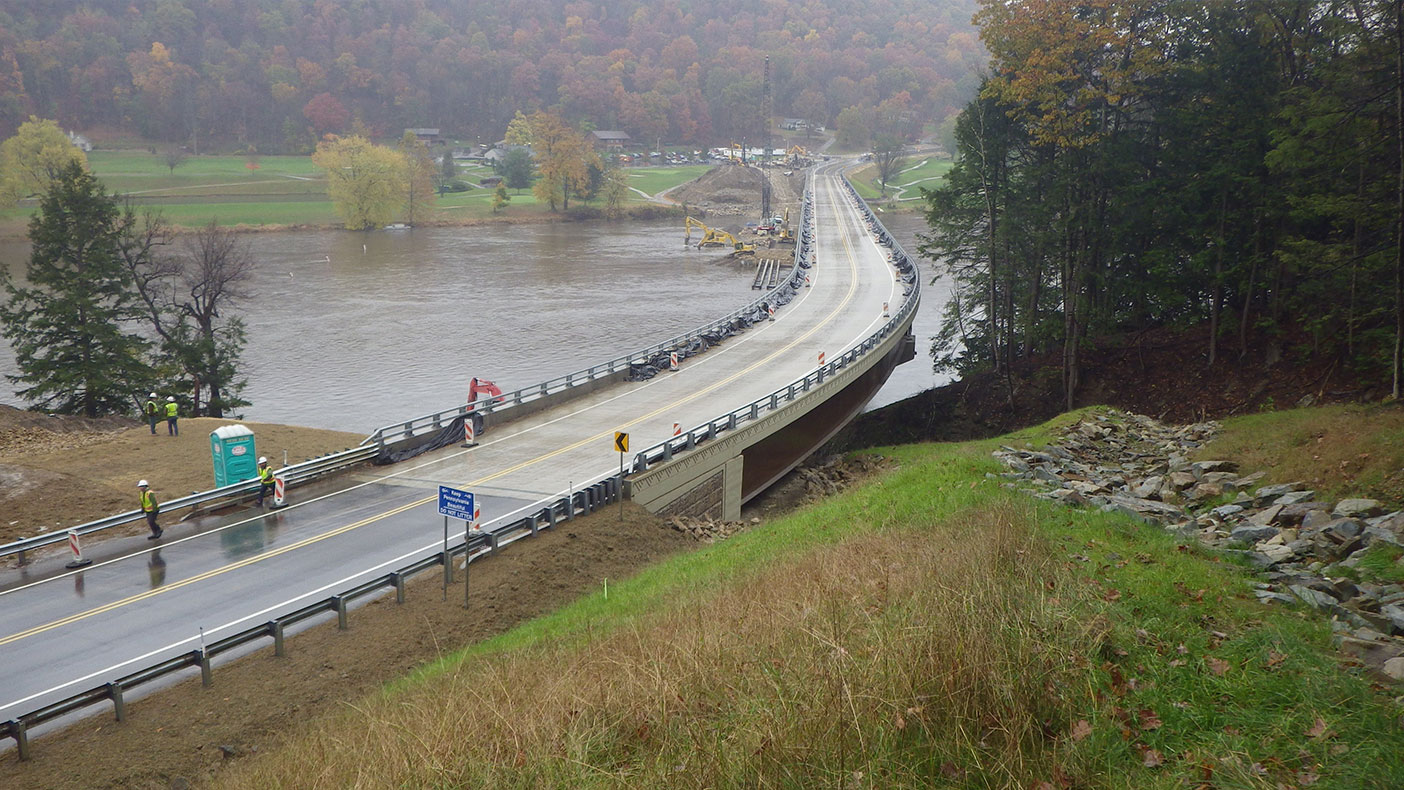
xmin=0 ymin=161 xmax=918 ymax=754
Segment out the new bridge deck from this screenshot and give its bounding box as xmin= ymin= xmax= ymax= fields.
xmin=0 ymin=163 xmax=903 ymax=732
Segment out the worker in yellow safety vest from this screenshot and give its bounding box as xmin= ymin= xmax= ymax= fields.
xmin=164 ymin=396 xmax=179 ymax=436
xmin=255 ymin=457 xmax=276 ymax=508
xmin=138 ymin=480 xmax=161 ymax=540
xmin=144 ymin=392 xmax=160 ymax=434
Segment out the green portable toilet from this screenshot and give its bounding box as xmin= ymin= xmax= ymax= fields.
xmin=210 ymin=425 xmax=258 ymax=487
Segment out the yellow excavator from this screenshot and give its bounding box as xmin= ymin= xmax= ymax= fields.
xmin=686 ymin=216 xmax=731 ymax=248
xmin=685 ymin=216 xmax=753 ymax=255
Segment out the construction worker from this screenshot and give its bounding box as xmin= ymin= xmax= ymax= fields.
xmin=144 ymin=392 xmax=160 ymax=434
xmin=254 ymin=456 xmax=276 ymax=508
xmin=164 ymin=395 xmax=179 ymax=436
xmin=138 ymin=480 xmax=161 ymax=539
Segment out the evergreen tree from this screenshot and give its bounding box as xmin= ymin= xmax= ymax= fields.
xmin=0 ymin=161 xmax=151 ymax=416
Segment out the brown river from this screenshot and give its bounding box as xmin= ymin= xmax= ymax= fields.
xmin=0 ymin=217 xmax=949 ymax=433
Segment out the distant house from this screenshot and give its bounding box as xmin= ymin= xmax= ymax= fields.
xmin=67 ymin=131 xmax=92 ymax=152
xmin=484 ymin=144 xmax=533 ymax=164
xmin=780 ymin=118 xmax=804 ymax=131
xmin=590 ymin=130 xmax=631 ymax=151
xmin=405 ymin=128 xmax=443 ymax=145
xmin=479 ymin=175 xmax=502 ymax=186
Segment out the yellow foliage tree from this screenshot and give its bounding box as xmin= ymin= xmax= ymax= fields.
xmin=0 ymin=116 xmax=88 ymax=206
xmin=523 ymin=111 xmax=599 ymax=211
xmin=311 ymin=135 xmax=407 ymax=230
xmin=398 ymin=131 xmax=438 ymax=225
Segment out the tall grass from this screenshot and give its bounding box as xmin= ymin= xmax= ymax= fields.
xmin=219 ymin=501 xmax=1098 ymax=788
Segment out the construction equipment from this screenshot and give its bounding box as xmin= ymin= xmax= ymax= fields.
xmin=685 ymin=216 xmax=733 ymax=248
xmin=777 ymin=208 xmax=796 ymax=245
xmin=786 ymin=145 xmax=807 ymax=165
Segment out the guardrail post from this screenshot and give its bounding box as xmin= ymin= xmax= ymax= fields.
xmin=402 ymin=422 xmax=413 ymax=440
xmin=199 ymin=649 xmax=213 ymax=688
xmin=392 ymin=572 xmax=406 ymax=604
xmin=539 ymin=383 xmax=548 ymax=397
xmin=109 ymin=682 xmax=125 ymax=722
xmin=769 ymin=393 xmax=779 ymax=410
xmin=706 ymin=422 xmax=717 ymax=441
xmin=728 ymin=413 xmax=737 ymax=431
xmin=662 ymin=442 xmax=673 ymax=461
xmin=334 ymin=596 xmax=348 ymax=630
xmin=272 ymin=621 xmax=286 ymax=656
xmin=11 ymin=719 xmax=28 ymax=761
xmin=750 ymin=403 xmax=759 ymax=421
xmin=684 ymin=431 xmax=696 ymax=451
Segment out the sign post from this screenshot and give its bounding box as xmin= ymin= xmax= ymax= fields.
xmin=614 ymin=431 xmax=629 ymax=520
xmin=438 ymin=485 xmax=475 ymax=605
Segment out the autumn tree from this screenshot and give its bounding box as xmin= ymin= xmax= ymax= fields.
xmin=835 ymin=106 xmax=870 ymax=149
xmin=303 ymin=93 xmax=350 ymax=136
xmin=491 ymin=184 xmax=510 ymax=213
xmin=0 ymin=162 xmax=150 ymax=416
xmin=312 ymin=135 xmax=407 ymax=230
xmin=601 ymin=166 xmax=630 ymax=217
xmin=398 ymin=130 xmax=438 ymax=225
xmin=0 ymin=116 xmax=87 ymax=206
xmin=519 ymin=111 xmax=599 ymax=211
xmin=162 ymin=148 xmax=188 ymax=175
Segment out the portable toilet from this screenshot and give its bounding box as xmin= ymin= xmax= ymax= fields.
xmin=210 ymin=425 xmax=258 ymax=487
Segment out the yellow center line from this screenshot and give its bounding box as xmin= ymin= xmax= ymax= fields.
xmin=1 ymin=176 xmax=875 ymax=648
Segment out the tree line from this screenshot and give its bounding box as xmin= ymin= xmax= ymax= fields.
xmin=0 ymin=121 xmax=254 ymax=418
xmin=924 ymin=0 xmax=1404 ymax=405
xmin=0 ymin=0 xmax=983 ymax=151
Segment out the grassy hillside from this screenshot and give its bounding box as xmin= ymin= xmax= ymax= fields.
xmin=209 ymin=407 xmax=1404 ymax=788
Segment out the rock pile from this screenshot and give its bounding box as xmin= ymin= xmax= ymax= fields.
xmin=993 ymin=410 xmax=1404 ymax=681
xmin=663 ymin=515 xmax=755 ymax=543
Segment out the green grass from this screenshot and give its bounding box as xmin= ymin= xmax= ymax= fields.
xmin=1198 ymin=403 xmax=1404 ymax=507
xmin=215 ymin=408 xmax=1404 ymax=788
xmin=623 ymin=165 xmax=711 ymax=197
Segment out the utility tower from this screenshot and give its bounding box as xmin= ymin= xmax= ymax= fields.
xmin=760 ymin=54 xmax=772 ymax=219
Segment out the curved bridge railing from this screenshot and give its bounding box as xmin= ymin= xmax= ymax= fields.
xmin=1 ymin=169 xmax=919 ymax=759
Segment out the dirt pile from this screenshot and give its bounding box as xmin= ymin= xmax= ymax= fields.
xmin=670 ymin=165 xmax=806 ymax=218
xmin=0 ymin=409 xmax=363 ymax=551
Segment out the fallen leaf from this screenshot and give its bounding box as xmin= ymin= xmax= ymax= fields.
xmin=1206 ymin=657 xmax=1230 ymax=676
xmin=1139 ymin=709 xmax=1163 ymax=730
xmin=1306 ymin=717 xmax=1333 ymax=739
xmin=1142 ymin=747 xmax=1165 ymax=768
xmin=894 ymin=712 xmax=907 ymax=731
xmin=939 ymin=761 xmax=964 ymax=779
xmin=1070 ymin=719 xmax=1093 ymax=742
xmin=1267 ymin=650 xmax=1287 ymax=669
xmin=1177 ymin=643 xmax=1189 ymax=655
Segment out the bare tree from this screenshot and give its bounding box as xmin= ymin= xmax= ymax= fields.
xmin=124 ymin=216 xmax=255 ymax=416
xmin=872 ymin=135 xmax=909 ymax=197
xmin=163 ymin=149 xmax=188 ymax=175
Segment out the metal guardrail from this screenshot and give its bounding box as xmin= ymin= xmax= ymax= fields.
xmin=624 ymin=176 xmax=919 ymax=475
xmin=361 ymin=185 xmax=819 ymax=453
xmin=0 ymin=172 xmax=915 ymax=760
xmin=0 ymin=475 xmax=626 ymax=761
xmin=0 ymin=445 xmax=379 ymax=563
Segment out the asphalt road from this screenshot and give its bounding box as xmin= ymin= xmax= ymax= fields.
xmin=0 ymin=163 xmax=906 ymax=729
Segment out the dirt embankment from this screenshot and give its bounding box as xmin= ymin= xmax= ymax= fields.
xmin=670 ymin=165 xmax=807 ymax=222
xmin=0 ymin=406 xmax=363 ymax=549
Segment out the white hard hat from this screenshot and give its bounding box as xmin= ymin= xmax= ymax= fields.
xmin=148 ymin=392 xmax=157 ymax=398
xmin=137 ymin=480 xmax=149 ymax=487
xmin=167 ymin=395 xmax=175 ymax=402
xmin=258 ymin=456 xmax=268 ymax=464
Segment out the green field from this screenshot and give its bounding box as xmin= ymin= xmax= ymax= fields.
xmin=1 ymin=152 xmax=709 ymax=232
xmin=851 ymin=156 xmax=952 ymax=202
xmin=215 ymin=407 xmax=1404 ymax=788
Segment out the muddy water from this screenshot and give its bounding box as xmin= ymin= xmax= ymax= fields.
xmin=0 ymin=221 xmax=757 ymax=432
xmin=865 ymin=211 xmax=954 ymax=411
xmin=0 ymin=214 xmax=947 ymax=432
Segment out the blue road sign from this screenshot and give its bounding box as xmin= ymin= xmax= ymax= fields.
xmin=437 ymin=485 xmax=475 ymax=522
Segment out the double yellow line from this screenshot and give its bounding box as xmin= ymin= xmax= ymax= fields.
xmin=0 ymin=176 xmax=870 ymax=648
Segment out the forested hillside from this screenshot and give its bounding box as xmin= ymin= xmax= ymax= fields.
xmin=0 ymin=0 xmax=983 ymax=149
xmin=925 ymin=0 xmax=1404 ymax=404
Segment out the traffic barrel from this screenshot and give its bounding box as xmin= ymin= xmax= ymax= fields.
xmin=883 ymin=301 xmax=890 ymax=318
xmin=767 ymin=306 xmax=775 ymax=321
xmin=273 ymin=475 xmax=286 ymax=508
xmin=472 ymin=503 xmax=481 ymax=532
xmin=670 ymin=351 xmax=679 ymax=372
xmin=463 ymin=415 xmax=477 ymax=447
xmin=818 ymin=351 xmax=826 ymax=367
xmin=805 ymin=274 xmax=811 ymax=288
xmin=65 ymin=530 xmax=92 ymax=569
xmin=672 ymin=422 xmax=681 ymax=437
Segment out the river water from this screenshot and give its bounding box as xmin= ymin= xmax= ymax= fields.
xmin=0 ymin=216 xmax=948 ymax=434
